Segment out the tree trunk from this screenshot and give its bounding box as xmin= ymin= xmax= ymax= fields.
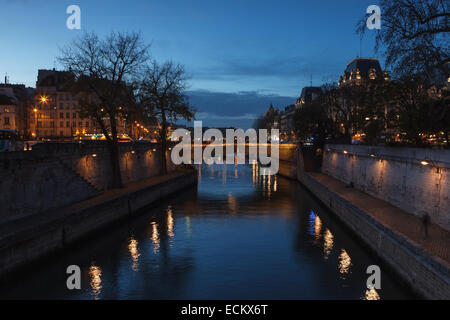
xmin=160 ymin=112 xmax=168 ymax=175
xmin=109 ymin=118 xmax=123 ymax=188
xmin=108 ymin=140 xmax=123 ymax=188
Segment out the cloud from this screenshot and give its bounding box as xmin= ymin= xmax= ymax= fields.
xmin=192 ymin=54 xmax=343 ymax=82
xmin=186 ymin=89 xmax=296 ymax=129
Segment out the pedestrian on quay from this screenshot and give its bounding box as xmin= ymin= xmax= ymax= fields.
xmin=422 ymin=213 xmax=430 ymax=239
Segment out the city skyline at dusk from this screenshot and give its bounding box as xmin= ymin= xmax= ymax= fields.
xmin=1 ymin=0 xmax=379 ymax=128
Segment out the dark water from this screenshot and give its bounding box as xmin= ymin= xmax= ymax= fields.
xmin=1 ymin=164 xmax=414 ymax=299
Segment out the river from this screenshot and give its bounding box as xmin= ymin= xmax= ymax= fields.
xmin=0 ymin=163 xmax=414 ymax=299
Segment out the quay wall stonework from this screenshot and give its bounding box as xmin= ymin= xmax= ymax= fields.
xmin=322 ymin=145 xmax=450 ymax=231
xmin=292 ymin=147 xmax=450 ymax=299
xmin=0 ymin=142 xmax=176 ymax=223
xmin=0 ymin=170 xmax=197 ymax=278
xmin=278 ymin=144 xmax=298 ymax=179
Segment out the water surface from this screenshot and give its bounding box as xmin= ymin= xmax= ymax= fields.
xmin=1 ymin=163 xmax=413 ymax=299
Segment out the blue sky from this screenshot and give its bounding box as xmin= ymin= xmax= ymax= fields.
xmin=0 ymin=0 xmax=380 ymax=128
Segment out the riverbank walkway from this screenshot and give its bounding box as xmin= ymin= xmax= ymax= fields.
xmin=308 ymin=172 xmax=450 ymax=265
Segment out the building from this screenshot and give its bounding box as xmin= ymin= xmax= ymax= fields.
xmin=279 ymin=104 xmax=296 ymax=141
xmin=0 ymin=82 xmax=34 ymax=136
xmin=338 ymin=57 xmax=388 ymax=87
xmin=0 ymin=88 xmax=17 ymax=131
xmin=295 ymin=86 xmax=323 ymax=108
xmin=32 ymin=69 xmax=130 ymax=140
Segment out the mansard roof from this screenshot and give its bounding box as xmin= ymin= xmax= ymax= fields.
xmin=344 ymin=58 xmax=383 ymax=79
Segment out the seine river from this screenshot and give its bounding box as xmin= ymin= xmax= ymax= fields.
xmin=1 ymin=163 xmax=414 ymax=299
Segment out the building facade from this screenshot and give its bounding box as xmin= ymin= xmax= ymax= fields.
xmin=0 ymin=84 xmax=34 ymax=136
xmin=0 ymin=88 xmax=17 ymax=131
xmin=32 ymin=69 xmax=129 ymax=140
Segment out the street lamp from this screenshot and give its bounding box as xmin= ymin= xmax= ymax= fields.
xmin=33 ymin=107 xmax=38 ymax=139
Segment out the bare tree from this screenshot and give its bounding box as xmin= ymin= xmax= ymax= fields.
xmin=357 ymin=0 xmax=449 ymax=82
xmin=139 ymin=61 xmax=195 ymax=174
xmin=58 ymin=31 xmax=150 ymax=188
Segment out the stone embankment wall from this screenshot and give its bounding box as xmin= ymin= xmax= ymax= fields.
xmin=322 ymin=145 xmax=450 ymax=231
xmin=0 ymin=142 xmax=176 ymax=223
xmin=277 ymin=144 xmax=298 ymax=179
xmin=295 ymin=148 xmax=449 ymax=299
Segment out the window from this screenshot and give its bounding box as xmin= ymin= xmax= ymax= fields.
xmin=50 ymin=121 xmax=55 ymax=128
xmin=60 ymin=103 xmax=64 ymax=109
xmin=60 ymin=113 xmax=64 ymax=119
xmin=66 ymin=113 xmax=70 ymax=118
xmin=4 ymin=117 xmax=10 ymax=125
xmin=79 ymin=122 xmax=82 ymax=127
xmin=37 ymin=121 xmax=42 ymax=128
xmin=73 ymin=113 xmax=77 ymax=118
xmin=86 ymin=122 xmax=89 ymax=128
xmin=60 ymin=131 xmax=63 ymax=137
xmin=72 ymin=121 xmax=76 ymax=127
xmin=60 ymin=121 xmax=63 ymax=127
xmin=66 ymin=121 xmax=70 ymax=128
xmin=4 ymin=107 xmax=9 ymax=113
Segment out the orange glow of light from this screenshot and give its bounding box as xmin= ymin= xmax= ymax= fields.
xmin=167 ymin=206 xmax=174 ymax=238
xmin=365 ymin=287 xmax=381 ymax=300
xmin=89 ymin=265 xmax=102 ymax=299
xmin=323 ymin=229 xmax=334 ymax=259
xmin=40 ymin=96 xmax=48 ymax=103
xmin=343 ymin=150 xmax=348 ymax=154
xmin=128 ymin=237 xmax=140 ymax=271
xmin=314 ymin=215 xmax=322 ymax=241
xmin=339 ymin=249 xmax=352 ymax=274
xmin=151 ymin=222 xmax=160 ymax=253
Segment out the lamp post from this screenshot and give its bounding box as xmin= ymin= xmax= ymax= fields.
xmin=33 ymin=107 xmax=38 ymax=140
xmin=35 ymin=96 xmax=48 ymax=140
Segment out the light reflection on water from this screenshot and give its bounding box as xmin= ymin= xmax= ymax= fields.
xmin=88 ymin=265 xmax=102 ymax=300
xmin=0 ymin=163 xmax=414 ymax=300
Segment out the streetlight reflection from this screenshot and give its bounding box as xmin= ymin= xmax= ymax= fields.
xmin=338 ymin=249 xmax=352 ymax=275
xmin=323 ymin=229 xmax=334 ymax=259
xmin=128 ymin=237 xmax=140 ymax=272
xmin=151 ymin=222 xmax=160 ymax=253
xmin=364 ymin=287 xmax=381 ymax=300
xmin=89 ymin=265 xmax=102 ymax=299
xmin=167 ymin=206 xmax=174 ymax=238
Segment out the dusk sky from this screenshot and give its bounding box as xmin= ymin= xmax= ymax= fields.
xmin=0 ymin=0 xmax=380 ymax=128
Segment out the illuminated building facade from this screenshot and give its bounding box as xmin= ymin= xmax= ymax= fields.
xmin=31 ymin=69 xmax=128 ymax=140
xmin=338 ymin=57 xmax=388 ymax=87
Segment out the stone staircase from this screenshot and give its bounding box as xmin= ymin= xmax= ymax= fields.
xmin=56 ymin=158 xmax=101 ymax=195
